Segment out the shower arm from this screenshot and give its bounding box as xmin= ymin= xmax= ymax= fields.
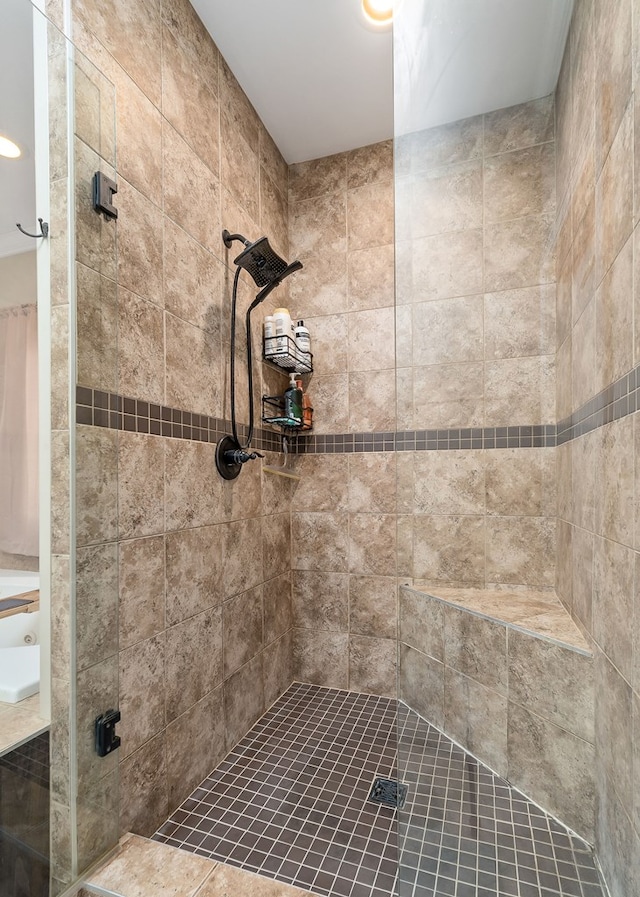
xmin=222 ymin=229 xmax=250 ymax=249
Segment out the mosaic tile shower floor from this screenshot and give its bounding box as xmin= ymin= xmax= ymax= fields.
xmin=153 ymin=683 xmax=605 ymax=897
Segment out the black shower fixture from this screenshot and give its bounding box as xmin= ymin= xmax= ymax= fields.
xmin=216 ymin=229 xmax=303 ymax=481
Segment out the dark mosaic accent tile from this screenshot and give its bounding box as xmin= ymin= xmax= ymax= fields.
xmin=151 ymin=684 xmax=605 ymax=897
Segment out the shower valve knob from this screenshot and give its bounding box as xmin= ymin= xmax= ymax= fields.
xmin=224 ymin=449 xmax=264 ymax=464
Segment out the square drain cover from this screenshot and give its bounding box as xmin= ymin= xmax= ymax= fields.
xmin=368 ymin=777 xmax=408 ymax=809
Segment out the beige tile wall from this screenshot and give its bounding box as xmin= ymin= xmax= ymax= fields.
xmin=69 ymin=0 xmax=296 ymax=865
xmin=288 ymin=146 xmax=398 ymax=695
xmin=395 ymin=98 xmax=558 ymax=592
xmin=555 ymin=0 xmax=640 ymax=891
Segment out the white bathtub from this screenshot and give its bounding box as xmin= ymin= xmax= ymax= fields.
xmin=0 ymin=570 xmax=40 ymax=704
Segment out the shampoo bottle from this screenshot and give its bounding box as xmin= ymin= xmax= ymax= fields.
xmin=284 ymin=373 xmax=303 ymax=426
xmin=295 ymin=320 xmax=311 ymax=368
xmin=296 ymin=379 xmax=313 ymax=431
xmin=264 ymin=315 xmax=276 ymax=356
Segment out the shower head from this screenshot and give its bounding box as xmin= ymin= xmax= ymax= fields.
xmin=222 ymin=229 xmax=303 ymax=289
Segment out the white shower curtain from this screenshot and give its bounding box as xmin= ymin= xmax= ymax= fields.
xmin=0 ymin=304 xmax=39 ymax=557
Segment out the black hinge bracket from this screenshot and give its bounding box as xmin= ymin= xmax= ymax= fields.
xmin=95 ymin=708 xmax=121 ymax=757
xmin=92 ymin=171 xmax=118 ymax=220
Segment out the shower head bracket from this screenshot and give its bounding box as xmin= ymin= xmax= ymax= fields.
xmin=222 ymin=229 xmax=250 ymax=249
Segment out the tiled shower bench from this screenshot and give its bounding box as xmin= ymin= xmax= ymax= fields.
xmin=399 ymin=584 xmax=595 ymax=843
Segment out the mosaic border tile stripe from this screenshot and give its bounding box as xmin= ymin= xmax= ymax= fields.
xmin=290 ymin=426 xmax=556 ymax=454
xmin=76 ymin=386 xmax=283 ymax=453
xmin=78 ymin=359 xmax=640 ymax=454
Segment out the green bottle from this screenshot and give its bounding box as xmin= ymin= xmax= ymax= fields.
xmin=283 ymin=373 xmax=303 ymax=426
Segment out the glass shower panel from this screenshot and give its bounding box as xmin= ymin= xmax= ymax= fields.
xmin=394 ymin=2 xmax=573 ymax=895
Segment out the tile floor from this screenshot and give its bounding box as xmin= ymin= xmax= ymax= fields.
xmin=153 ymin=683 xmax=606 ymax=897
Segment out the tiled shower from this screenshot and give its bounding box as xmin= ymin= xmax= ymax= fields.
xmin=2 ymin=0 xmax=639 ymax=895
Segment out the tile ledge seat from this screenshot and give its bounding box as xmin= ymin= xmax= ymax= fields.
xmin=81 ymin=832 xmax=320 ymax=897
xmin=405 ymin=583 xmax=592 ymax=655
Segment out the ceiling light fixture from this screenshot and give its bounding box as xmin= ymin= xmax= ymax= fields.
xmin=0 ymin=135 xmax=21 ymax=159
xmin=362 ymin=0 xmax=394 ymax=27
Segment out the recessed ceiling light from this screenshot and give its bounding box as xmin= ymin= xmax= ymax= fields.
xmin=362 ymin=0 xmax=394 ymax=27
xmin=0 ymin=135 xmax=21 ymax=159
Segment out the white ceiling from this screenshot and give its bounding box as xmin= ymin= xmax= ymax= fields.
xmin=190 ymin=0 xmax=573 ymax=165
xmin=0 ymin=0 xmax=36 ymax=259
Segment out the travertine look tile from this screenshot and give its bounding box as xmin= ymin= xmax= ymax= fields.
xmin=114 ymin=72 xmax=162 ymax=207
xmin=399 ymin=644 xmax=444 ymax=729
xmin=163 ymin=122 xmax=221 ymax=254
xmin=119 ymin=732 xmax=170 ymax=837
xmin=409 ymin=229 xmax=484 ymax=302
xmin=347 ymin=244 xmax=395 ymax=311
xmin=485 ymin=356 xmax=555 ymax=426
xmin=348 ymin=370 xmax=396 ymax=432
xmin=484 ymin=214 xmax=555 ymax=292
xmin=224 ymin=654 xmax=264 ymax=751
xmin=556 ymin=335 xmax=573 ymax=423
xmin=596 ymin=651 xmax=633 ymax=825
xmin=118 ymin=288 xmax=165 ymax=405
xmin=198 ymin=862 xmax=315 ymax=897
xmin=444 ymin=606 xmax=508 ymax=694
xmin=508 ymin=629 xmax=594 ymax=742
xmin=76 ymin=657 xmax=119 ymax=788
xmin=571 ymin=296 xmax=595 ymax=409
xmin=572 ymin=198 xmax=596 ymax=323
xmin=413 ymin=451 xmax=485 ymax=516
xmin=292 ymin=571 xmax=348 ymax=632
xmin=408 ymin=161 xmax=483 ymax=238
xmin=165 ymin=441 xmax=220 ymax=531
xmin=403 ymin=116 xmax=483 ymax=172
xmin=349 ymin=513 xmax=396 ymax=576
xmin=595 ymin=100 xmax=633 ymax=281
xmin=572 ymin=431 xmax=597 ymax=532
xmin=220 ymin=517 xmax=263 ymax=598
xmin=556 ymin=253 xmax=572 ymax=351
xmin=162 ymin=25 xmax=219 ymax=174
xmin=289 ymin=152 xmax=347 ymax=203
xmin=288 ymin=248 xmax=348 ymax=317
xmin=507 ymin=704 xmax=595 ymax=842
xmin=165 ymin=608 xmax=222 ymax=722
xmin=290 ymin=455 xmax=349 ymax=512
xmin=74 ymin=139 xmax=117 ymax=281
xmin=555 ymin=518 xmax=573 ymax=610
xmin=86 ymin=833 xmax=214 ymax=897
xmin=348 ymin=454 xmax=396 ymax=514
xmin=76 ymin=769 xmax=119 ymax=871
xmin=349 ymin=575 xmax=397 ymax=639
xmin=413 ymin=515 xmax=485 ymax=583
xmin=260 ymin=168 xmax=288 ymax=258
xmin=485 ymin=448 xmax=556 ymax=517
xmin=595 ymin=0 xmax=632 ymax=170
xmin=263 ymin=512 xmax=291 ymax=581
xmin=118 ymin=432 xmax=165 ymax=540
xmin=484 ymin=284 xmax=556 ymax=359
xmin=165 ymin=526 xmax=223 ymax=626
xmin=349 ymin=635 xmax=396 ymax=697
xmin=293 ymin=630 xmax=348 ymax=689
xmin=347 ymin=140 xmax=393 ymax=189
xmin=305 ymin=374 xmax=349 ymax=434
xmin=399 ymin=587 xmax=444 ymax=660
xmin=595 ymin=416 xmax=634 ymax=546
xmin=303 ymin=314 xmax=348 ymax=375
xmin=347 ymin=180 xmax=394 ymax=251
xmin=76 ymin=425 xmax=118 ymax=547
xmin=572 ymin=525 xmax=593 ymax=635
xmin=220 ymin=111 xmax=259 ymax=223
xmin=119 ymin=634 xmax=165 ymax=759
xmin=76 ymin=264 xmax=117 ymax=392
xmin=412 ymin=295 xmax=483 ymax=365
xmin=260 ymin=124 xmax=287 ymax=199
xmin=163 ymin=219 xmax=223 ymax=333
xmin=289 ymin=193 xmax=347 ymax=256
xmin=348 ymin=307 xmax=396 ymax=371
xmin=483 ymin=95 xmax=555 ymax=155
xmin=223 ymin=585 xmax=263 ymax=678
xmin=218 ymin=57 xmax=259 ymax=153
xmin=444 ymin=669 xmax=508 ymax=777
xmin=74 ymin=0 xmax=162 ymax=106
xmin=412 ymin=362 xmax=484 ymax=429
xmin=76 ymin=543 xmax=118 ymax=671
xmin=486 ymin=517 xmax=556 ymax=587
xmin=118 ymin=178 xmax=162 ymax=305
xmin=484 ymin=143 xmax=555 ymax=223
xmin=263 ymin=572 xmax=292 ymax=644
xmin=165 ymin=313 xmax=221 ymax=417
xmin=593 ymin=536 xmax=634 ymax=684
xmin=595 ymin=233 xmax=633 ymax=393
xmin=119 ymin=537 xmax=165 ymax=649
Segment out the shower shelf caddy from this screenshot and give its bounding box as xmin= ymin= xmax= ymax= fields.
xmin=262 ymin=335 xmax=313 ymax=374
xmin=262 ymin=394 xmax=312 ymax=432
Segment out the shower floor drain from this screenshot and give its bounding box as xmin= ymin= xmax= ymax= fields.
xmin=368 ymin=777 xmax=408 ymax=809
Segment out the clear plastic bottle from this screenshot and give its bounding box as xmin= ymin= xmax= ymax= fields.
xmin=295 ymin=320 xmax=311 ymax=369
xmin=273 ymin=307 xmax=293 ymax=357
xmin=264 ymin=315 xmax=276 ymax=356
